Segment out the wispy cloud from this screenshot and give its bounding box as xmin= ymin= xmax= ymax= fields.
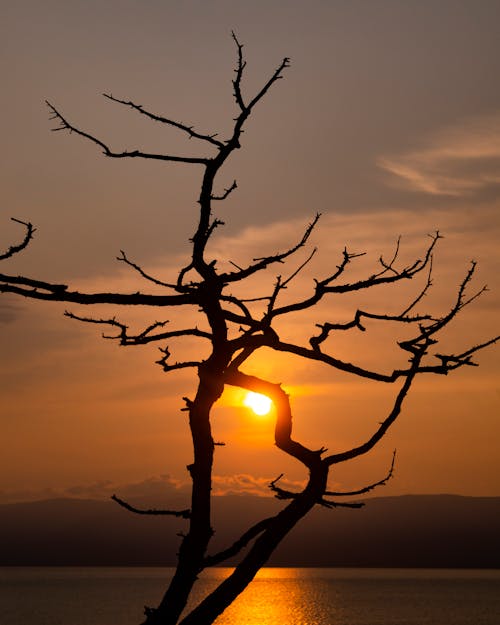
xmin=378 ymin=111 xmax=500 ymax=196
xmin=211 ymin=473 xmax=305 ymax=497
xmin=0 ymin=475 xmax=189 ymax=505
xmin=0 ymin=473 xmax=306 ymax=503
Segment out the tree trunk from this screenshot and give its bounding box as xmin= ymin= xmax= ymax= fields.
xmin=179 ymin=464 xmax=328 ymax=625
xmin=144 ymin=365 xmax=224 ymax=625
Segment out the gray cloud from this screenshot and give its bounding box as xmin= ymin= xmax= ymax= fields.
xmin=0 ymin=475 xmax=189 ymax=505
xmin=378 ymin=112 xmax=500 ymax=197
xmin=0 ymin=473 xmax=308 ymax=504
xmin=211 ymin=473 xmax=306 ymax=497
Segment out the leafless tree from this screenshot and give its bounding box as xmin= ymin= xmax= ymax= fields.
xmin=1 ymin=35 xmax=497 ymax=625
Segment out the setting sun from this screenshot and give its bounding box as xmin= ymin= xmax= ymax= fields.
xmin=243 ymin=391 xmax=273 ymax=416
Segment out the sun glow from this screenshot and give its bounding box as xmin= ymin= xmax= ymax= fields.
xmin=243 ymin=391 xmax=273 ymax=416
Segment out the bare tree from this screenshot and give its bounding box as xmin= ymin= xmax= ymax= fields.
xmin=1 ymin=35 xmax=497 ymax=625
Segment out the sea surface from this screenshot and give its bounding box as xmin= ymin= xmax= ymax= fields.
xmin=1 ymin=567 xmax=499 ymax=625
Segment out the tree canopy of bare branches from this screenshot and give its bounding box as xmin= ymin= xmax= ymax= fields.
xmin=1 ymin=34 xmax=497 ymax=625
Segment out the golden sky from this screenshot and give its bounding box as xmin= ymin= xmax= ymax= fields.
xmin=0 ymin=1 xmax=499 ymax=502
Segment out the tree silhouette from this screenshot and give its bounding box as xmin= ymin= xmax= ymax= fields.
xmin=1 ymin=34 xmax=498 ymax=625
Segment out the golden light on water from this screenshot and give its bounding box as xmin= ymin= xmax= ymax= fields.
xmin=210 ymin=568 xmax=320 ymax=625
xmin=243 ymin=391 xmax=273 ymax=416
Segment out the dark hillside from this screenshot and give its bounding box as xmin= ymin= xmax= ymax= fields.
xmin=1 ymin=495 xmax=498 ymax=567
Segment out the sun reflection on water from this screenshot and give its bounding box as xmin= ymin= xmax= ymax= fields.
xmin=207 ymin=568 xmax=337 ymax=625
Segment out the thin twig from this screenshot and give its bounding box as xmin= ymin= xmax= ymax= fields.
xmin=111 ymin=494 xmax=190 ymax=518
xmin=0 ymin=218 xmax=36 ymax=261
xmin=103 ymin=93 xmax=224 ymax=148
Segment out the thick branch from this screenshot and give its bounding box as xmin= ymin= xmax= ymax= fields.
xmin=46 ymin=101 xmax=209 ymax=165
xmin=271 ymin=339 xmax=400 ymax=382
xmin=225 ymin=297 xmax=497 ymax=385
xmin=267 ymin=473 xmax=362 ymax=509
xmin=0 ymin=275 xmax=194 ymax=306
xmin=224 ymin=368 xmax=321 ymax=467
xmin=325 ymin=354 xmax=423 ymax=466
xmin=220 ymin=295 xmax=256 ymax=327
xmin=203 ymin=517 xmax=275 ymax=567
xmin=178 ymin=463 xmax=329 ymax=625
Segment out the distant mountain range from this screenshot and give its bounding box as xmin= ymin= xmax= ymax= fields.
xmin=1 ymin=495 xmax=499 ymax=567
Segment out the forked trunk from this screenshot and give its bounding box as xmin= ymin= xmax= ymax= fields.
xmin=178 ymin=465 xmax=328 ymax=625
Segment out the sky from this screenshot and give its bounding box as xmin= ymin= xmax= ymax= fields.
xmin=0 ymin=0 xmax=499 ymax=504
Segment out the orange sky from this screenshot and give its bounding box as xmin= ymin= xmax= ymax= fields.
xmin=0 ymin=1 xmax=499 ymax=502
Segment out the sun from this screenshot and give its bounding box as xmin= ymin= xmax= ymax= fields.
xmin=243 ymin=391 xmax=273 ymax=416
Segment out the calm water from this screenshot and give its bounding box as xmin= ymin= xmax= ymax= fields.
xmin=1 ymin=567 xmax=499 ymax=625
